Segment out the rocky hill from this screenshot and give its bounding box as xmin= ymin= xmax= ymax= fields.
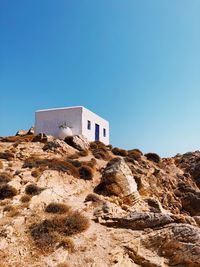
xmin=0 ymin=132 xmax=200 ymax=267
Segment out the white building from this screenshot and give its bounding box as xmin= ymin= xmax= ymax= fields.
xmin=35 ymin=106 xmax=109 ymax=145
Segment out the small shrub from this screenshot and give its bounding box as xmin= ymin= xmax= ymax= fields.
xmin=106 ymin=144 xmax=113 ymax=150
xmin=30 ymin=219 xmax=56 ymax=251
xmin=31 ymin=169 xmax=42 ymax=178
xmin=90 ymin=141 xmax=111 ymax=160
xmin=67 ymin=153 xmax=80 ymax=159
xmin=29 ymin=211 xmax=89 ymax=252
xmin=0 ymin=172 xmax=12 ymax=184
xmin=43 ymin=141 xmax=60 ymax=151
xmin=78 ymin=150 xmax=89 ymax=157
xmin=0 ymin=151 xmax=14 ymax=161
xmin=145 ymin=153 xmax=161 ymax=164
xmin=84 ymin=193 xmax=102 ymax=204
xmin=25 ymin=184 xmax=43 ymax=196
xmin=67 ymin=159 xmax=82 ymax=168
xmin=128 ymin=149 xmax=142 ymax=160
xmin=0 ymin=135 xmax=33 ymax=143
xmin=83 ymin=158 xmax=97 ymax=169
xmin=112 ymin=147 xmax=128 ymax=157
xmin=45 ymin=203 xmax=71 ymax=214
xmin=0 ymin=184 xmax=17 ymax=200
xmin=56 ymin=211 xmax=90 ymax=236
xmin=3 ymin=205 xmax=14 ymax=212
xmin=0 ymin=161 xmax=3 ymax=169
xmin=79 ymin=165 xmax=94 ymax=180
xmin=3 ymin=205 xmax=19 ymax=217
xmin=23 ymin=157 xmax=79 ymax=178
xmin=20 ymin=194 xmax=31 ymax=203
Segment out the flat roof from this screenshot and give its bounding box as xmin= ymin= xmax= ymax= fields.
xmin=36 ymin=106 xmax=109 ymax=123
xmin=36 ymin=106 xmax=84 ymax=112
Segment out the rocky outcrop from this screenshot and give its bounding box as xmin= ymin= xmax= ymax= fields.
xmin=96 ymin=211 xmax=174 ymax=229
xmin=27 ymin=127 xmax=34 ymax=135
xmin=15 ymin=129 xmax=27 ymax=136
xmin=32 ymin=133 xmax=54 ymax=143
xmin=1 ymin=133 xmax=200 ymax=267
xmin=65 ymin=134 xmax=89 ymax=151
xmin=141 ymin=223 xmax=200 ymax=266
xmin=101 ymin=158 xmax=139 ymax=204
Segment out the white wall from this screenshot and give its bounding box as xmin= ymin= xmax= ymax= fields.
xmin=35 ymin=107 xmax=82 ymax=137
xmin=35 ymin=106 xmax=110 ymax=145
xmin=81 ymin=107 xmax=109 ymax=145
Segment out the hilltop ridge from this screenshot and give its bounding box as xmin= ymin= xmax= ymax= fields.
xmin=0 ymin=132 xmax=200 ymax=267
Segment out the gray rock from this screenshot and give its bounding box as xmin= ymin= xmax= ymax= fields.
xmin=64 ymin=134 xmax=89 ymax=151
xmin=15 ymin=130 xmax=27 ymax=136
xmin=102 ymin=158 xmax=138 ymax=199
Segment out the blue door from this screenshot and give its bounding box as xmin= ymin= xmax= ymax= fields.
xmin=95 ymin=124 xmax=100 ymax=141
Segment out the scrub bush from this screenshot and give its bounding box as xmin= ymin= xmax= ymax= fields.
xmin=79 ymin=165 xmax=94 ymax=180
xmin=0 ymin=184 xmax=17 ymax=200
xmin=25 ymin=184 xmax=43 ymax=196
xmin=145 ymin=153 xmax=161 ymax=164
xmin=45 ymin=203 xmax=70 ymax=214
xmin=112 ymin=147 xmax=128 ymax=157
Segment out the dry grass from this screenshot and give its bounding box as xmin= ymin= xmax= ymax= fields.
xmin=43 ymin=141 xmax=60 ymax=151
xmin=83 ymin=158 xmax=97 ymax=169
xmin=0 ymin=151 xmax=15 ymax=161
xmin=25 ymin=184 xmax=44 ymax=196
xmin=127 ymin=149 xmax=143 ymax=161
xmin=145 ymin=152 xmax=161 ymax=164
xmin=29 ymin=211 xmax=89 ymax=252
xmin=67 ymin=149 xmax=89 ymax=159
xmin=20 ymin=194 xmax=31 ymax=203
xmin=3 ymin=205 xmax=20 ymax=217
xmin=56 ymin=263 xmax=71 ymax=267
xmin=78 ymin=149 xmax=89 ymax=157
xmin=0 ymin=172 xmax=12 ymax=184
xmin=0 ymin=184 xmax=17 ymax=200
xmin=84 ymin=193 xmax=103 ymax=204
xmin=67 ymin=159 xmax=82 ymax=168
xmin=0 ymin=160 xmax=3 ymax=169
xmin=23 ymin=157 xmax=79 ymax=178
xmin=45 ymin=203 xmax=71 ymax=214
xmin=31 ymin=169 xmax=43 ymax=178
xmin=79 ymin=165 xmax=94 ymax=180
xmin=112 ymin=147 xmax=128 ymax=157
xmin=0 ymin=135 xmax=33 ymax=143
xmin=54 ymin=211 xmax=90 ymax=236
xmin=90 ymin=141 xmax=111 ymax=160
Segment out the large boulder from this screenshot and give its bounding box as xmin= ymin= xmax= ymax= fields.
xmin=27 ymin=126 xmax=34 ymax=135
xmin=15 ymin=129 xmax=27 ymax=136
xmin=96 ymin=211 xmax=175 ymax=230
xmin=101 ymin=158 xmax=139 ymax=203
xmin=32 ymin=133 xmax=54 ymax=143
xmin=111 ymin=220 xmax=200 ymax=267
xmin=64 ymin=134 xmax=89 ymax=151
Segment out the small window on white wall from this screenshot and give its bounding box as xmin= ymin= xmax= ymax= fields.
xmin=87 ymin=120 xmax=91 ymax=130
xmin=103 ymin=128 xmax=106 ymax=137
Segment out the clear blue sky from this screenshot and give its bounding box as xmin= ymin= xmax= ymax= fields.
xmin=0 ymin=0 xmax=200 ymax=157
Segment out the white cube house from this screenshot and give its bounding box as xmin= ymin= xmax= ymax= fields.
xmin=35 ymin=106 xmax=110 ymax=145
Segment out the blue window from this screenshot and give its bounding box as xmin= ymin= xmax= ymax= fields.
xmin=87 ymin=120 xmax=91 ymax=130
xmin=103 ymin=128 xmax=106 ymax=137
